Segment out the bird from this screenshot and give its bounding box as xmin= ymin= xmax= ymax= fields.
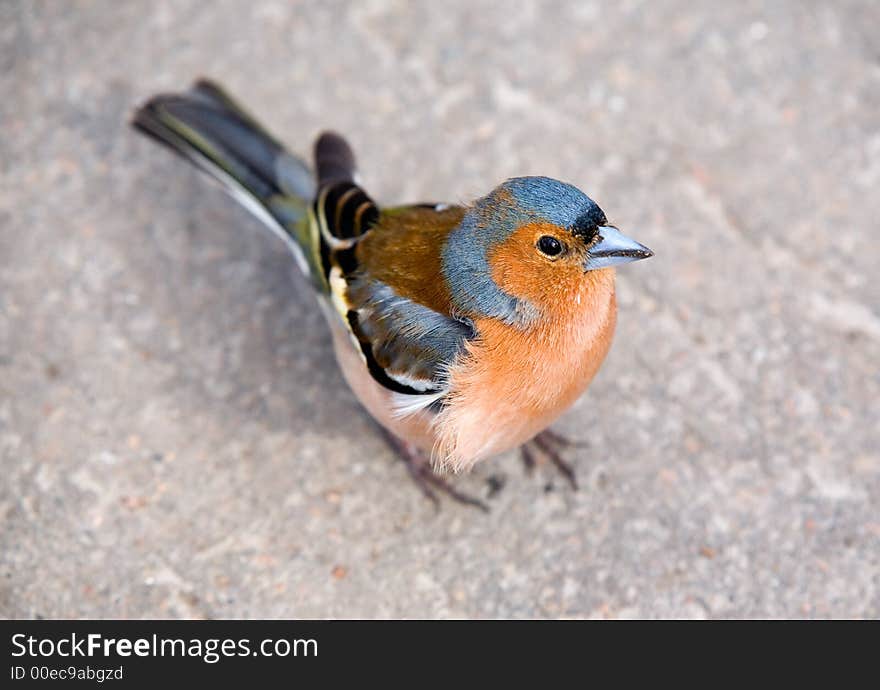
xmin=132 ymin=79 xmax=653 ymax=509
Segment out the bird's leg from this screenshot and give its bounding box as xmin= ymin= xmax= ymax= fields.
xmin=378 ymin=428 xmax=489 ymax=512
xmin=533 ymin=432 xmax=579 ymax=489
xmin=521 ymin=443 xmax=537 ymax=474
xmin=520 ymin=430 xmax=582 ymax=490
xmin=537 ymin=427 xmax=589 ymax=449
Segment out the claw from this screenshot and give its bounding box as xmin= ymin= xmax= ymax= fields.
xmin=520 ymin=430 xmax=580 ymax=490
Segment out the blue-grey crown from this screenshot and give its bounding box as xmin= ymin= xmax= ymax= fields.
xmin=501 ymin=176 xmax=606 ymax=238
xmin=440 ymin=176 xmax=604 ymax=327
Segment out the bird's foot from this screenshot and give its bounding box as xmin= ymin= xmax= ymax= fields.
xmin=520 ymin=429 xmax=582 ymax=490
xmin=380 ymin=429 xmax=489 ymax=512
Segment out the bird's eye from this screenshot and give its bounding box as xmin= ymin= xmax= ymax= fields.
xmin=536 ymin=235 xmax=564 ymax=257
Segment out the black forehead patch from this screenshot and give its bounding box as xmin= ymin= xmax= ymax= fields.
xmin=570 ymin=206 xmax=607 ymax=239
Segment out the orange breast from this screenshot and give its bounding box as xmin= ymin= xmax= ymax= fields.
xmin=433 ymin=268 xmax=617 ymax=472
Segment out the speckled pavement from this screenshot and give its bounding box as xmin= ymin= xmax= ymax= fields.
xmin=2 ymin=1 xmax=878 ymax=618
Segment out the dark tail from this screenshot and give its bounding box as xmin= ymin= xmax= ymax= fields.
xmin=131 ymin=79 xmax=327 ymax=288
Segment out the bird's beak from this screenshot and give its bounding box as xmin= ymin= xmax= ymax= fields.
xmin=583 ymin=225 xmax=653 ymax=272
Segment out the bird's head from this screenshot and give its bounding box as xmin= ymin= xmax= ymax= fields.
xmin=442 ymin=176 xmax=653 ymax=326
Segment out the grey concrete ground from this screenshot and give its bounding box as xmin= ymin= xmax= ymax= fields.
xmin=1 ymin=0 xmax=878 ymax=619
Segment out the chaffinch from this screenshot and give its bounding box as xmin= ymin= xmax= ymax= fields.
xmin=133 ymin=80 xmax=653 ymax=509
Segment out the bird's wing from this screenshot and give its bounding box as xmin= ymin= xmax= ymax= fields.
xmin=340 ymin=265 xmax=477 ymax=399
xmin=310 ymin=133 xmax=475 ymax=405
xmin=313 ymin=177 xmax=475 ymax=404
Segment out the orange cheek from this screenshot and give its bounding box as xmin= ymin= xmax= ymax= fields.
xmin=488 ymin=223 xmax=585 ymax=309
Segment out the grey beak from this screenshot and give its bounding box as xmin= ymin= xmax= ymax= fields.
xmin=583 ymin=225 xmax=653 ymax=272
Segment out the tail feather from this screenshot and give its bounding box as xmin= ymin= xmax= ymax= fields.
xmin=133 ymin=95 xmax=279 ymax=200
xmin=188 ymin=79 xmax=284 ymax=146
xmin=131 ymin=80 xmax=324 ymax=288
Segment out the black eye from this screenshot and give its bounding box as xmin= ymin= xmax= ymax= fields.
xmin=537 ymin=235 xmax=564 ymax=257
